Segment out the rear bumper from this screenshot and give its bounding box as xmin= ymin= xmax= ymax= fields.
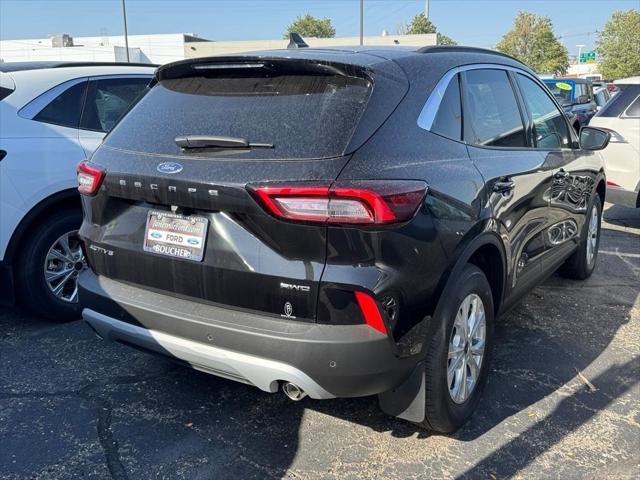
xmin=79 ymin=270 xmax=416 ymax=398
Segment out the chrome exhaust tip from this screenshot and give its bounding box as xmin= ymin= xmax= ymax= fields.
xmin=282 ymin=382 xmax=307 ymax=401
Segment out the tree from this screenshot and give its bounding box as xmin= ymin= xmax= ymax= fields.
xmin=403 ymin=12 xmax=457 ymax=45
xmin=496 ymin=11 xmax=568 ymax=75
xmin=437 ymin=33 xmax=457 ymax=46
xmin=596 ymin=10 xmax=640 ymax=80
xmin=284 ymin=14 xmax=335 ymax=39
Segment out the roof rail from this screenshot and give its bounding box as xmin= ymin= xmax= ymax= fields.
xmin=417 ymin=45 xmax=523 ymax=64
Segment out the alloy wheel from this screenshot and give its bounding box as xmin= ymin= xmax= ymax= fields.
xmin=586 ymin=205 xmax=599 ymax=265
xmin=447 ymin=293 xmax=486 ymax=404
xmin=44 ymin=231 xmax=86 ymax=303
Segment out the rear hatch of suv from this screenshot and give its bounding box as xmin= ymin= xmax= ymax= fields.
xmin=79 ymin=54 xmax=408 ymax=321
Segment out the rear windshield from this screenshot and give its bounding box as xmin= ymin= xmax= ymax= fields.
xmin=544 ymin=80 xmax=574 ymax=105
xmin=104 ymin=73 xmax=372 ymax=160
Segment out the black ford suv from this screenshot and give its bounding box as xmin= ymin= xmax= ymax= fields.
xmin=77 ymin=46 xmax=609 ymax=433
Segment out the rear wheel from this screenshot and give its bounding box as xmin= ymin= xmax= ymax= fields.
xmin=560 ymin=195 xmax=602 ymax=280
xmin=15 ymin=209 xmax=85 ymax=321
xmin=421 ymin=264 xmax=495 ymax=433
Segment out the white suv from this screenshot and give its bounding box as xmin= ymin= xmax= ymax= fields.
xmin=0 ymin=62 xmax=155 ymax=320
xmin=590 ymin=77 xmax=640 ymax=208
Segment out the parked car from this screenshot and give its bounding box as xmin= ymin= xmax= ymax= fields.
xmin=77 ymin=46 xmax=609 ymax=433
xmin=0 ymin=61 xmax=155 ymax=319
xmin=590 ymin=76 xmax=640 ymax=208
xmin=543 ymin=77 xmax=598 ymax=130
xmin=594 ymin=86 xmax=612 ymax=111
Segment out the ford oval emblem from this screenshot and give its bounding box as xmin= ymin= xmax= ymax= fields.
xmin=157 ymin=162 xmax=183 ymax=174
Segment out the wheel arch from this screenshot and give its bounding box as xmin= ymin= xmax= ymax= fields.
xmin=441 ymin=232 xmax=507 ymax=316
xmin=596 ymin=176 xmax=606 ymax=206
xmin=4 ymin=188 xmax=81 ymax=265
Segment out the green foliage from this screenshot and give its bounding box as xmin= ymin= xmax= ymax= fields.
xmin=496 ymin=11 xmax=569 ymax=75
xmin=437 ymin=33 xmax=458 ymax=46
xmin=406 ymin=12 xmax=437 ymax=34
xmin=596 ymin=10 xmax=640 ymax=80
xmin=404 ymin=12 xmax=457 ymax=45
xmin=284 ymin=14 xmax=336 ymax=39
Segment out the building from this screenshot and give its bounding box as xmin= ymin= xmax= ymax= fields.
xmin=0 ymin=32 xmax=437 ymax=65
xmin=0 ymin=33 xmax=208 ymax=64
xmin=185 ymin=33 xmax=438 ymax=58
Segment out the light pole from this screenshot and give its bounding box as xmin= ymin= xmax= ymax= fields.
xmin=121 ymin=0 xmax=130 ymax=62
xmin=359 ymin=0 xmax=364 ymax=46
xmin=425 ymin=0 xmax=429 ymax=19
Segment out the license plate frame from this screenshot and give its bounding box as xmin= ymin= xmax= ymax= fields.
xmin=143 ymin=210 xmax=208 ymax=262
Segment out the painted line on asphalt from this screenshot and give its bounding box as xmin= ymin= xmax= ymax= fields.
xmin=599 ymin=250 xmax=640 ymax=259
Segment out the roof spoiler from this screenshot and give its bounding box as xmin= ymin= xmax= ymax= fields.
xmin=154 ymin=56 xmax=371 ymax=83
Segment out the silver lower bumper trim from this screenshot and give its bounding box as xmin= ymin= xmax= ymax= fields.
xmin=83 ymin=308 xmax=335 ymax=399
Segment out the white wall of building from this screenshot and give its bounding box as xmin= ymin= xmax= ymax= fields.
xmin=186 ymin=34 xmax=438 ymax=57
xmin=1 ymin=32 xmax=438 ymax=65
xmin=0 ymin=33 xmax=192 ymax=64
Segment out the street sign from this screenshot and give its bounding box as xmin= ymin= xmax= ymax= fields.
xmin=579 ymin=51 xmax=597 ymax=64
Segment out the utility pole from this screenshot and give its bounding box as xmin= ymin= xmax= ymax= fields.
xmin=425 ymin=0 xmax=429 ymax=19
xmin=121 ymin=0 xmax=130 ymax=62
xmin=359 ymin=0 xmax=364 ymax=46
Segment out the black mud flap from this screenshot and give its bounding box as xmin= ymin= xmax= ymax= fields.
xmin=378 ymin=361 xmax=426 ymax=423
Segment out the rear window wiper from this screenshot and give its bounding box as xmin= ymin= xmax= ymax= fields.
xmin=175 ymin=135 xmax=273 ymax=150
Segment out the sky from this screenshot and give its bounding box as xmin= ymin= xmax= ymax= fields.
xmin=0 ymin=0 xmax=638 ymax=55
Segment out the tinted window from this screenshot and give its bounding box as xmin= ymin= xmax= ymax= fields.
xmin=463 ymin=69 xmax=526 ymax=148
xmin=517 ymin=74 xmax=571 ymax=149
xmin=0 ymin=86 xmax=14 ymax=101
xmin=33 ymin=81 xmax=87 ymax=128
xmin=597 ymin=84 xmax=640 ymax=117
xmin=623 ymin=95 xmax=640 ymax=118
xmin=104 ymin=74 xmax=372 ymax=160
xmin=431 ymin=74 xmax=462 ymax=140
xmin=80 ymin=77 xmax=150 ymax=133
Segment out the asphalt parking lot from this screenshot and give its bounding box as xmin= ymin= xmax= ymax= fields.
xmin=1 ymin=203 xmax=638 ymax=480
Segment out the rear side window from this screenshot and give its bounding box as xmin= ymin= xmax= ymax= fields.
xmin=516 ymin=74 xmax=571 ymax=149
xmin=431 ymin=74 xmax=462 ymax=140
xmin=104 ymin=73 xmax=372 ymax=160
xmin=80 ymin=77 xmax=150 ymax=133
xmin=34 ymin=81 xmax=87 ymax=128
xmin=0 ymin=86 xmax=14 ymax=101
xmin=623 ymin=95 xmax=640 ymax=118
xmin=463 ymin=69 xmax=526 ymax=148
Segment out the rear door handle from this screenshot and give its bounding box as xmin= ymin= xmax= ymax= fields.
xmin=493 ymin=179 xmax=515 ymax=193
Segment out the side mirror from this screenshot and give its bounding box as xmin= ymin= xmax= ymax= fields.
xmin=579 ymin=126 xmax=611 ymax=150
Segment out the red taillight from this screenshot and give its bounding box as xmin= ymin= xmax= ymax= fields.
xmin=77 ymin=161 xmax=105 ymax=196
xmin=355 ymin=291 xmax=387 ymax=334
xmin=606 ymin=180 xmax=620 ymax=187
xmin=249 ymin=181 xmax=427 ymax=225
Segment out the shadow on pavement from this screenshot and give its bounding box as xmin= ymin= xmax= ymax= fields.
xmin=1 ymin=206 xmax=638 ymax=478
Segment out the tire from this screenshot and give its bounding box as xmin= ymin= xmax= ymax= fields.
xmin=559 ymin=195 xmax=602 ymax=280
xmin=15 ymin=209 xmax=84 ymax=321
xmin=420 ymin=264 xmax=495 ymax=433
